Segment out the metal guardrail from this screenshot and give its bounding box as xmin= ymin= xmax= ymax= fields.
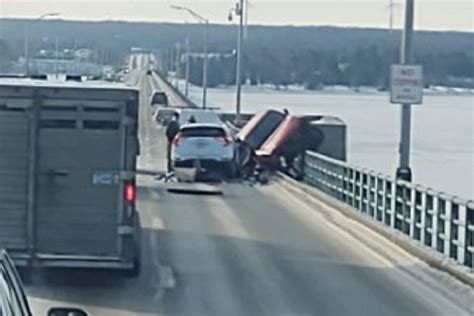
xmin=304 ymin=150 xmax=474 ymax=270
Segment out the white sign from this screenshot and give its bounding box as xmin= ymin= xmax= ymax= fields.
xmin=390 ymin=65 xmax=424 ymax=104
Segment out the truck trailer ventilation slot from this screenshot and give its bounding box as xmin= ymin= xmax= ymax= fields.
xmin=83 ymin=107 xmax=119 ymax=113
xmin=42 ymin=106 xmax=77 ymax=112
xmin=83 ymin=120 xmax=119 ymax=130
xmin=40 ymin=119 xmax=76 ymax=129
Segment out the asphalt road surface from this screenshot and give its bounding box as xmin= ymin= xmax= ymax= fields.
xmin=26 ymin=54 xmax=473 ymax=316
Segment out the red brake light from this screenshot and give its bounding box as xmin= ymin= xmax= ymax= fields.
xmin=125 ymin=183 xmax=136 ymax=204
xmin=216 ymin=135 xmax=232 ymax=147
xmin=172 ymin=133 xmax=183 ymax=146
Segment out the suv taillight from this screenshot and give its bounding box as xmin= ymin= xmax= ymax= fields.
xmin=172 ymin=133 xmax=184 ymax=146
xmin=216 ymin=135 xmax=232 ymax=147
xmin=125 ymin=183 xmax=136 ymax=204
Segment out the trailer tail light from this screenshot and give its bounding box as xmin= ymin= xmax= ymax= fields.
xmin=125 ymin=183 xmax=136 ymax=204
xmin=216 ymin=135 xmax=232 ymax=147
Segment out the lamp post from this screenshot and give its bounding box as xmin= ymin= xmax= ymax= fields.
xmin=396 ymin=0 xmax=415 ymax=182
xmin=171 ymin=5 xmax=209 ymax=109
xmin=24 ymin=12 xmax=60 ymax=76
xmin=229 ymin=0 xmax=245 ymax=125
xmin=185 ymin=38 xmax=190 ymax=96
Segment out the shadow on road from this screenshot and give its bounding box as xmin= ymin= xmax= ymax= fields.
xmin=25 ymin=227 xmax=443 ymax=316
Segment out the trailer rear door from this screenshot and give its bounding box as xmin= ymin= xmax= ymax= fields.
xmin=36 ymin=101 xmax=125 ymax=256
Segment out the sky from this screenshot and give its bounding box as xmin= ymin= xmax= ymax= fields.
xmin=0 ymin=0 xmax=473 ymax=31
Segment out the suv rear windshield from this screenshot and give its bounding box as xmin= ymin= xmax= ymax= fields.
xmin=181 ymin=127 xmax=225 ymax=138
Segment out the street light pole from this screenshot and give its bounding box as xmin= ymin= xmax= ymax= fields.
xmin=175 ymin=42 xmax=181 ymax=88
xmin=388 ymin=0 xmax=395 ymax=35
xmin=24 ymin=23 xmax=30 ymax=75
xmin=234 ymin=0 xmax=244 ymax=125
xmin=185 ymin=38 xmax=190 ymax=96
xmin=202 ymin=20 xmax=208 ymax=109
xmin=396 ymin=0 xmax=415 ymax=181
xmin=170 ymin=5 xmax=209 ymax=109
xmin=54 ymin=36 xmax=60 ymax=77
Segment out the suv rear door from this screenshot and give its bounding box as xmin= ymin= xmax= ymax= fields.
xmin=173 ymin=126 xmax=232 ymax=161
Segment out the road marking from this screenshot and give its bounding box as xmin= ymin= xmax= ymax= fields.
xmin=152 ymin=217 xmax=164 ymax=229
xmin=154 ymin=265 xmax=177 ymax=300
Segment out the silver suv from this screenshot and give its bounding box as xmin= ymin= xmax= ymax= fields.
xmin=171 ymin=123 xmax=236 ymax=178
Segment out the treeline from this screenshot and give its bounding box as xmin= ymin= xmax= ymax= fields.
xmin=0 ymin=19 xmax=473 ymax=87
xmin=181 ymin=44 xmax=474 ymax=89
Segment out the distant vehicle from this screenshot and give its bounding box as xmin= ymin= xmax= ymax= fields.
xmin=104 ymin=73 xmax=115 ymax=82
xmin=115 ymin=74 xmax=125 ymax=83
xmin=0 ymin=79 xmax=141 ymax=277
xmin=149 ymin=91 xmax=168 ymax=107
xmin=146 ymin=70 xmax=153 ymax=76
xmin=1 ymin=250 xmax=88 ymax=316
xmin=171 ymin=123 xmax=236 ymax=178
xmin=153 ymin=107 xmax=179 ymax=126
xmin=377 ymin=85 xmax=388 ymax=92
xmin=179 ymin=109 xmax=221 ymax=125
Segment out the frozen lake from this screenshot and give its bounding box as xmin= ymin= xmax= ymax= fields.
xmin=183 ymin=83 xmax=473 ymax=199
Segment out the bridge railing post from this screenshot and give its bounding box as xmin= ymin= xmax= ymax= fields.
xmin=300 ymin=150 xmax=473 ymax=270
xmin=408 ymin=185 xmax=416 ymax=239
xmin=418 ymin=187 xmax=427 ymax=245
xmin=465 ymin=202 xmax=474 ymax=270
xmin=443 ymin=196 xmax=453 ymax=260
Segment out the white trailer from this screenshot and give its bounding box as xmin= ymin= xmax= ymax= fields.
xmin=0 ymin=78 xmax=141 ymax=276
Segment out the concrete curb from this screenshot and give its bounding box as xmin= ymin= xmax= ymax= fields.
xmin=275 ymin=172 xmax=474 ymax=288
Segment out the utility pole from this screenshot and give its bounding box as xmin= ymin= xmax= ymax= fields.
xmin=202 ymin=20 xmax=209 ymax=109
xmin=234 ymin=0 xmax=244 ymax=125
xmin=175 ymin=42 xmax=181 ymax=88
xmin=54 ymin=36 xmax=59 ymax=77
xmin=388 ymin=0 xmax=395 ymax=34
xmin=185 ymin=38 xmax=190 ymax=96
xmin=24 ymin=24 xmax=30 ymax=75
xmin=170 ymin=5 xmax=209 ymax=109
xmin=396 ymin=0 xmax=415 ymax=182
